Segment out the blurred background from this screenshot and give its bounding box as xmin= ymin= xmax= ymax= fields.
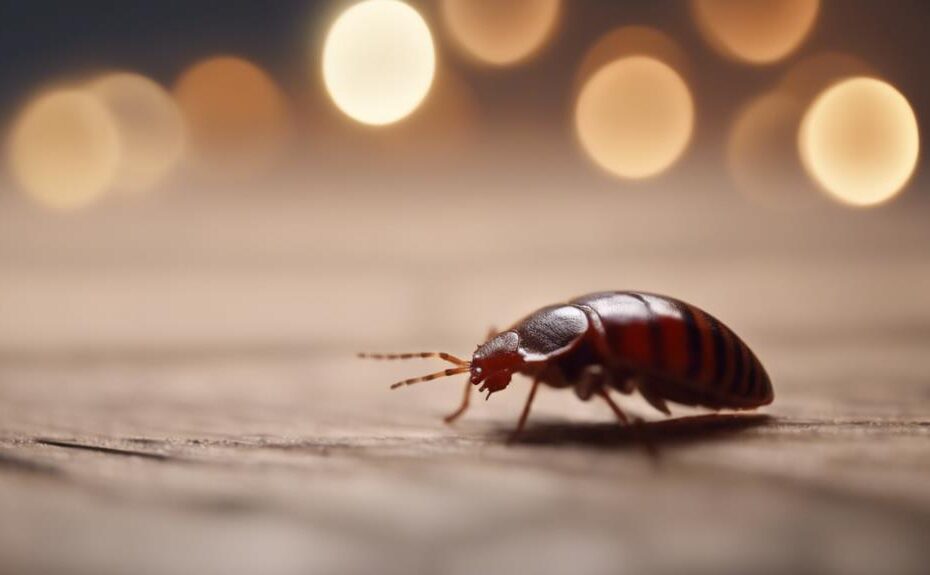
xmin=0 ymin=0 xmax=926 ymax=364
xmin=2 ymin=4 xmax=929 ymax=574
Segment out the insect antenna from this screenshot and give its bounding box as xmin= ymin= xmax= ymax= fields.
xmin=388 ymin=366 xmax=471 ymax=390
xmin=357 ymin=352 xmax=470 ymax=367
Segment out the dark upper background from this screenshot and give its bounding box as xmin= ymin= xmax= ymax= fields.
xmin=1 ymin=0 xmax=928 ymax=138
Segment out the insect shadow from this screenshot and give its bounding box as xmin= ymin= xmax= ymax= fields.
xmin=496 ymin=413 xmax=774 ymax=450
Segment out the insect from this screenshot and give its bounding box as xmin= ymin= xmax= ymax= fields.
xmin=360 ymin=291 xmax=773 ymax=437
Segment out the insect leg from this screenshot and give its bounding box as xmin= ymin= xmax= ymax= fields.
xmin=442 ymin=326 xmax=499 ymax=424
xmin=443 ymin=376 xmax=473 ymax=424
xmin=574 ymin=365 xmax=610 ymax=401
xmin=596 ymin=388 xmax=630 ymax=425
xmin=599 ymin=388 xmax=660 ymax=458
xmin=443 ymin=326 xmax=497 ymax=424
xmin=509 ymin=377 xmax=541 ymax=442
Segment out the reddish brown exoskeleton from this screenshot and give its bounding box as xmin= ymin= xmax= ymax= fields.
xmin=360 ymin=291 xmax=773 ymax=437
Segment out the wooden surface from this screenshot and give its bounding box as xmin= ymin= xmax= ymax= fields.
xmin=1 ymin=173 xmax=929 ymax=574
xmin=1 ymin=333 xmax=929 ymax=575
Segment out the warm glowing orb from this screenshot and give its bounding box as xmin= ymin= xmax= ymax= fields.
xmin=693 ymin=0 xmax=819 ymax=64
xmin=441 ymin=0 xmax=560 ymax=66
xmin=90 ymin=72 xmax=186 ymax=192
xmin=174 ymin=56 xmax=288 ymax=176
xmin=727 ymin=92 xmax=809 ymax=207
xmin=575 ymin=56 xmax=694 ymax=180
xmin=323 ymin=0 xmax=435 ymax=126
xmin=576 ymin=26 xmax=689 ymax=94
xmin=8 ymin=89 xmax=120 ymax=209
xmin=800 ymin=78 xmax=919 ymax=207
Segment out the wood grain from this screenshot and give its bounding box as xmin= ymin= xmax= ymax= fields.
xmin=1 ymin=168 xmax=928 ymax=574
xmin=1 ymin=327 xmax=929 ymax=575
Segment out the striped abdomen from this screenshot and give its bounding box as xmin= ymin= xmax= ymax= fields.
xmin=571 ymin=291 xmax=773 ymax=409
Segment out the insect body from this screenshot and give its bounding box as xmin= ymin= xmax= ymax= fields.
xmin=361 ymin=291 xmax=773 ymax=436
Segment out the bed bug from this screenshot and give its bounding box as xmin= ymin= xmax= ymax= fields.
xmin=360 ymin=291 xmax=773 ymax=437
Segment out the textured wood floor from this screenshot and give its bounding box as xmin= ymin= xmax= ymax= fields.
xmin=1 ymin=173 xmax=929 ymax=574
xmin=1 ymin=329 xmax=929 ymax=575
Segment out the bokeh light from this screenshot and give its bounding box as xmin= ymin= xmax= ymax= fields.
xmin=800 ymin=77 xmax=919 ymax=207
xmin=726 ymin=53 xmax=875 ymax=207
xmin=7 ymin=89 xmax=120 ymax=209
xmin=371 ymin=67 xmax=478 ymax=160
xmin=727 ymin=92 xmax=810 ymax=207
xmin=323 ymin=0 xmax=435 ymax=126
xmin=90 ymin=72 xmax=186 ymax=192
xmin=575 ymin=56 xmax=694 ymax=180
xmin=441 ymin=0 xmax=560 ymax=67
xmin=692 ymin=0 xmax=820 ymax=64
xmin=576 ymin=26 xmax=689 ymax=93
xmin=174 ymin=56 xmax=288 ymax=177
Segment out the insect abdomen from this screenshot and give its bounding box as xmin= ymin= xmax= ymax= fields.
xmin=571 ymin=291 xmax=772 ymax=408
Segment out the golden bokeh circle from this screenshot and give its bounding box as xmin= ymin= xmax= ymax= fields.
xmin=800 ymin=77 xmax=919 ymax=207
xmin=727 ymin=92 xmax=810 ymax=207
xmin=575 ymin=26 xmax=690 ymax=94
xmin=90 ymin=72 xmax=186 ymax=192
xmin=174 ymin=55 xmax=288 ymax=176
xmin=441 ymin=0 xmax=560 ymax=66
xmin=323 ymin=0 xmax=436 ymax=126
xmin=8 ymin=89 xmax=120 ymax=210
xmin=692 ymin=0 xmax=820 ymax=64
xmin=575 ymin=56 xmax=694 ymax=180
